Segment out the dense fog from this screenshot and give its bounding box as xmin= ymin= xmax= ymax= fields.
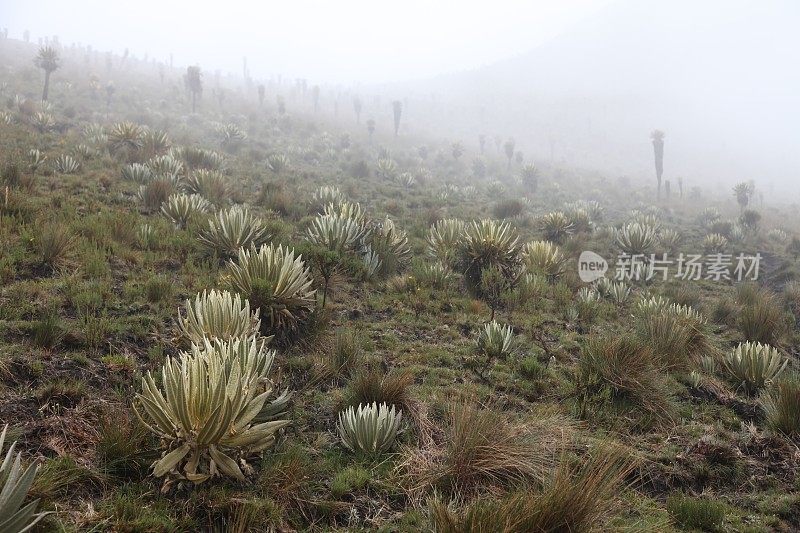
xmin=5 ymin=2 xmax=800 ymax=530
xmin=6 ymin=0 xmax=798 ymax=198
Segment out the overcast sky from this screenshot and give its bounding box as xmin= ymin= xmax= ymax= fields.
xmin=6 ymin=0 xmax=799 ymax=191
xmin=4 ymin=0 xmax=615 ymax=84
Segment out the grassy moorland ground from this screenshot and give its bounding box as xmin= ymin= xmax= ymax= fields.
xmin=2 ymin=37 xmax=800 ymax=532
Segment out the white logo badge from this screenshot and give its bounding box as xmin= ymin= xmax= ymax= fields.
xmin=578 ymin=251 xmax=608 ymax=283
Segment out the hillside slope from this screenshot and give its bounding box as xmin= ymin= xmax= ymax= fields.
xmin=389 ymin=0 xmax=800 ymax=193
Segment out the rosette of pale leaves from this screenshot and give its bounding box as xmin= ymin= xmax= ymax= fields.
xmin=520 ymin=163 xmax=538 ymax=189
xmin=198 ymin=206 xmax=271 ymax=258
xmin=218 ymin=123 xmax=247 ymax=146
xmin=698 ymin=207 xmax=722 ymax=228
xmin=567 ymin=208 xmax=593 ymax=234
xmin=539 ymin=212 xmax=574 ymax=243
xmin=141 ymin=128 xmax=171 ymax=157
xmin=521 ymin=240 xmax=567 ymax=280
xmin=225 ymin=244 xmax=315 ymax=332
xmin=147 ymin=154 xmax=184 ymax=181
xmin=703 ymin=233 xmax=728 ymax=253
xmin=635 ymin=296 xmax=706 ymax=326
xmin=362 ymin=217 xmax=411 ymax=277
xmin=74 ymin=144 xmax=96 ymax=160
xmin=375 ymin=158 xmax=398 ymax=180
xmin=137 ymin=223 xmax=156 ymax=250
xmin=476 ymin=321 xmax=518 ymax=360
xmin=659 ymin=228 xmax=682 ymax=253
xmin=121 ymin=163 xmax=153 ymax=184
xmin=172 ymin=146 xmax=225 ymax=172
xmin=82 ymin=123 xmax=107 ymax=145
xmin=310 ymin=186 xmax=344 ymax=212
xmin=337 ymin=403 xmax=403 ymax=455
xmin=27 ymin=149 xmax=46 ymax=173
xmin=177 ymin=289 xmax=261 ymax=345
xmin=361 ymin=246 xmax=382 ymax=280
xmin=593 ymin=277 xmax=614 ymax=298
xmin=161 ymin=193 xmax=212 ymax=229
xmin=459 ymin=219 xmax=520 ymax=288
xmin=615 ymin=222 xmax=658 ymax=256
xmin=767 ymin=228 xmax=789 ymax=243
xmin=30 ymin=111 xmax=55 ymax=133
xmin=305 ymin=214 xmax=364 ymax=253
xmin=629 ymin=211 xmax=661 ymax=230
xmin=53 ymin=154 xmax=80 ymax=174
xmin=729 ymin=224 xmax=745 ymax=243
xmin=426 ymin=219 xmax=465 ymax=265
xmin=184 ymin=169 xmax=228 ymax=204
xmin=577 ymin=287 xmax=600 ymax=304
xmin=418 ymin=261 xmax=452 ymax=289
xmin=324 ymin=201 xmax=367 ymax=228
xmin=669 ymin=303 xmax=707 ymax=325
xmin=0 ymin=425 xmax=49 ymax=532
xmin=634 ymin=295 xmax=671 ymax=315
xmin=723 ymin=342 xmax=788 ymax=394
xmin=34 ymin=45 xmax=59 ymax=72
xmin=396 ymin=172 xmax=415 ymax=189
xmin=733 ymin=181 xmax=754 ymax=206
xmin=608 ymin=281 xmax=631 ymax=305
xmin=134 ymin=337 xmax=290 ymax=484
xmin=265 ymin=153 xmax=289 ymax=174
xmin=438 ymin=183 xmax=460 ymax=201
xmin=107 ymin=121 xmax=144 ymax=156
xmin=580 ymin=200 xmax=604 ymax=222
xmin=486 ymin=180 xmax=505 ymax=196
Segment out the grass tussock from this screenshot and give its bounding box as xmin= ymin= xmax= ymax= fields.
xmin=31 ymin=309 xmax=65 ymax=350
xmin=400 ymin=402 xmax=575 ymax=497
xmin=666 ymin=494 xmax=726 ymax=532
xmin=761 ymin=375 xmax=800 ymax=436
xmin=345 ymin=366 xmax=415 ymax=413
xmin=635 ymin=313 xmax=717 ymax=370
xmin=96 ymin=409 xmax=156 ymax=478
xmin=29 ymin=455 xmax=105 ymax=501
xmin=738 ymin=294 xmax=786 ymax=345
xmin=576 ymin=334 xmax=675 ymax=424
xmin=315 ymin=328 xmax=364 ymax=383
xmin=428 ymin=443 xmax=635 ymax=532
xmin=34 ymin=222 xmax=76 ymax=271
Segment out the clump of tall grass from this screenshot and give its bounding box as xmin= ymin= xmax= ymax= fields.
xmin=761 ymin=375 xmax=800 ymax=436
xmin=31 ymin=310 xmax=64 ymax=350
xmin=576 ymin=334 xmax=674 ymax=422
xmin=667 ymin=494 xmax=726 ymax=532
xmin=401 ymin=402 xmax=573 ymax=496
xmin=345 ymin=367 xmax=414 ymax=413
xmin=428 ymin=444 xmax=634 ymax=532
xmin=35 ymin=223 xmax=76 ymax=271
xmin=635 ymin=311 xmax=716 ymax=371
xmin=315 ymin=329 xmax=363 ymax=382
xmin=738 ymin=292 xmax=786 ymax=345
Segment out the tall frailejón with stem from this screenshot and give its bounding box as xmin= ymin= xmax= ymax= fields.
xmin=392 ymin=100 xmax=403 ymax=137
xmin=651 ymin=130 xmax=665 ymax=199
xmin=186 ymin=65 xmax=203 ymax=113
xmin=35 ymin=46 xmax=60 ymax=101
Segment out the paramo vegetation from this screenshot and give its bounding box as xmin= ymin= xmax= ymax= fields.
xmin=2 ymin=33 xmax=800 ymax=532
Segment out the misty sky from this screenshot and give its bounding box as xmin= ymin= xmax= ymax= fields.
xmin=4 ymin=0 xmax=800 ymax=193
xmin=4 ymin=0 xmax=615 ymax=84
